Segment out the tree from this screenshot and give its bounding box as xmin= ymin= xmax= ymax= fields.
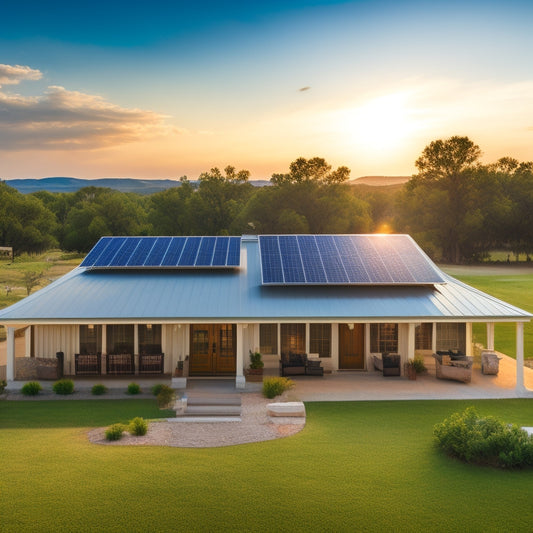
xmin=23 ymin=271 xmax=42 ymax=295
xmin=397 ymin=136 xmax=483 ymax=263
xmin=271 ymin=157 xmax=350 ymax=185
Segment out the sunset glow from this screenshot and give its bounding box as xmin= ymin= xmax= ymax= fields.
xmin=1 ymin=1 xmax=532 ymax=180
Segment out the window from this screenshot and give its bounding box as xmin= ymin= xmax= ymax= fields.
xmin=218 ymin=324 xmax=236 ymax=357
xmin=139 ymin=324 xmax=162 ymax=354
xmin=415 ymin=323 xmax=433 ymax=350
xmin=260 ymin=324 xmax=278 ymax=355
xmin=106 ymin=324 xmax=134 ymax=354
xmin=370 ymin=323 xmax=398 ymax=353
xmin=310 ymin=323 xmax=331 ymax=357
xmin=79 ymin=325 xmax=102 ymax=354
xmin=280 ymin=323 xmax=306 ymax=355
xmin=436 ymin=323 xmax=466 ymax=352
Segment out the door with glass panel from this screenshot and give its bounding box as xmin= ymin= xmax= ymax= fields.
xmin=338 ymin=324 xmax=365 ymax=369
xmin=189 ymin=324 xmax=236 ymax=375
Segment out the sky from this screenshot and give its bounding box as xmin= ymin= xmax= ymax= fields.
xmin=1 ymin=0 xmax=533 ymax=180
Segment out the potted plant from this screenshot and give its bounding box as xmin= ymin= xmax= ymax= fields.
xmin=246 ymin=350 xmax=264 ymax=382
xmin=405 ymin=359 xmax=417 ymax=380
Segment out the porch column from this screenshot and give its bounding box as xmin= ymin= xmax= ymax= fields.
xmin=6 ymin=326 xmax=15 ymax=381
xmin=515 ymin=322 xmax=527 ymax=395
xmin=134 ymin=324 xmax=139 ymax=375
xmin=235 ymin=323 xmax=245 ymax=389
xmin=406 ymin=323 xmax=415 ymax=376
xmin=431 ymin=323 xmax=437 ymax=353
xmin=101 ymin=325 xmax=107 ymax=375
xmin=486 ymin=323 xmax=495 ymax=351
xmin=24 ymin=326 xmax=32 ymax=357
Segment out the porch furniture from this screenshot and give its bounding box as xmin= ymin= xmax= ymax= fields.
xmin=373 ymin=353 xmax=401 ymax=376
xmin=106 ymin=353 xmax=134 ymax=375
xmin=481 ymin=350 xmax=501 ymax=375
xmin=279 ymin=353 xmax=324 ymax=377
xmin=139 ymin=353 xmax=165 ymax=374
xmin=433 ymin=351 xmax=473 ymax=383
xmin=75 ymin=353 xmax=101 ymax=375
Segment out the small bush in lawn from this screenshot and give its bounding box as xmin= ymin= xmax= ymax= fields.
xmin=433 ymin=407 xmax=533 ymax=468
xmin=91 ymin=384 xmax=108 ymax=396
xmin=105 ymin=423 xmax=126 ymax=441
xmin=21 ymin=381 xmax=42 ymax=396
xmin=126 ymin=382 xmax=141 ymax=395
xmin=262 ymin=377 xmax=294 ymax=399
xmin=156 ymin=385 xmax=175 ymax=408
xmin=52 ymin=379 xmax=75 ymax=395
xmin=129 ymin=417 xmax=148 ymax=436
xmin=151 ymin=383 xmax=165 ymax=396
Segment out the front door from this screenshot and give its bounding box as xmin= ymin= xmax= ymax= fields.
xmin=189 ymin=324 xmax=236 ymax=375
xmin=339 ymin=324 xmax=365 ymax=369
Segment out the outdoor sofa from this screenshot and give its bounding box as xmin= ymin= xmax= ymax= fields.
xmin=280 ymin=353 xmax=324 ymax=376
xmin=432 ymin=351 xmax=473 ymax=383
xmin=373 ymin=353 xmax=402 ymax=376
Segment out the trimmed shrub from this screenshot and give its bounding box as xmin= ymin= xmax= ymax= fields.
xmin=105 ymin=423 xmax=126 ymax=441
xmin=0 ymin=379 xmax=7 ymax=394
xmin=433 ymin=407 xmax=533 ymax=468
xmin=21 ymin=381 xmax=42 ymax=396
xmin=151 ymin=384 xmax=164 ymax=396
xmin=262 ymin=377 xmax=294 ymax=399
xmin=91 ymin=384 xmax=108 ymax=396
xmin=156 ymin=385 xmax=175 ymax=408
xmin=52 ymin=379 xmax=75 ymax=395
xmin=412 ymin=355 xmax=427 ymax=374
xmin=129 ymin=417 xmax=148 ymax=436
xmin=126 ymin=382 xmax=141 ymax=395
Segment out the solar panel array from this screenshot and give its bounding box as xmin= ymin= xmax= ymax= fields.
xmin=258 ymin=235 xmax=445 ymax=285
xmin=80 ymin=236 xmax=241 ymax=269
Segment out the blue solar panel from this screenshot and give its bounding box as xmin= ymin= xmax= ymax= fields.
xmin=80 ymin=237 xmax=113 ymax=267
xmin=212 ymin=237 xmax=229 ymax=266
xmin=161 ymin=237 xmax=186 ymax=266
xmin=82 ymin=236 xmax=241 ymax=269
xmin=258 ymin=234 xmax=446 ymax=285
xmin=297 ymin=236 xmax=327 ymax=283
xmin=93 ymin=237 xmax=126 ymax=267
xmin=226 ymin=237 xmax=241 ymax=266
xmin=278 ymin=236 xmax=305 ymax=283
xmin=144 ymin=237 xmax=172 ymax=266
xmin=196 ymin=237 xmax=216 ymax=266
xmin=178 ymin=237 xmax=201 ymax=266
xmin=259 ymin=236 xmax=284 ymax=284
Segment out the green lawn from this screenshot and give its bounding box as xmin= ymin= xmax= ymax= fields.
xmin=445 ymin=271 xmax=533 ymax=359
xmin=1 ymin=399 xmax=532 ymax=532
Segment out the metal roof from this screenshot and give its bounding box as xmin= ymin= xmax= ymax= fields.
xmin=0 ymin=236 xmax=530 ymax=324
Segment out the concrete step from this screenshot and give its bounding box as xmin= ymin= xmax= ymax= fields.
xmin=186 ymin=394 xmax=241 ymax=407
xmin=183 ymin=404 xmax=242 ymax=417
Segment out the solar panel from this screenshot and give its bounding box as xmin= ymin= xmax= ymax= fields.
xmin=258 ymin=234 xmax=446 ymax=285
xmin=81 ymin=236 xmax=241 ymax=269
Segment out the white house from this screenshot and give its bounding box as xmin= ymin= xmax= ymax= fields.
xmin=0 ymin=234 xmax=530 ymax=393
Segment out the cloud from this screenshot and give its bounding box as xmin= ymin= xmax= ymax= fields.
xmin=0 ymin=64 xmax=42 ymax=86
xmin=0 ymin=70 xmax=174 ymax=150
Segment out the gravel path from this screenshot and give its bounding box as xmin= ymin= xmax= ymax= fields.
xmin=87 ymin=393 xmax=305 ymax=448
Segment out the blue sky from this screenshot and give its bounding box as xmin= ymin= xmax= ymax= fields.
xmin=1 ymin=0 xmax=532 ymax=179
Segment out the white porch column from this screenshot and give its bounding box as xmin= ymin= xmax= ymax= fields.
xmin=407 ymin=323 xmax=415 ymax=358
xmin=134 ymin=324 xmax=139 ymax=375
xmin=486 ymin=323 xmax=495 ymax=350
xmin=235 ymin=323 xmax=245 ymax=389
xmin=24 ymin=326 xmax=31 ymax=357
xmin=431 ymin=323 xmax=437 ymax=353
xmin=101 ymin=325 xmax=107 ymax=375
xmin=515 ymin=322 xmax=526 ymax=395
xmin=6 ymin=326 xmax=15 ymax=381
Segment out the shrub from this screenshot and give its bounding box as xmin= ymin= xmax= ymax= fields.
xmin=91 ymin=384 xmax=108 ymax=396
xmin=21 ymin=381 xmax=42 ymax=396
xmin=412 ymin=355 xmax=427 ymax=374
xmin=52 ymin=379 xmax=75 ymax=395
xmin=105 ymin=423 xmax=126 ymax=441
xmin=262 ymin=377 xmax=294 ymax=399
xmin=151 ymin=384 xmax=164 ymax=396
xmin=433 ymin=407 xmax=533 ymax=468
xmin=156 ymin=385 xmax=176 ymax=408
xmin=126 ymin=382 xmax=141 ymax=395
xmin=0 ymin=379 xmax=7 ymax=394
xmin=129 ymin=417 xmax=148 ymax=436
xmin=249 ymin=350 xmax=264 ymax=369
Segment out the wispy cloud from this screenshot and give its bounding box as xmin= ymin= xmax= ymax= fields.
xmin=0 ymin=64 xmax=42 ymax=86
xmin=0 ymin=65 xmax=175 ymax=150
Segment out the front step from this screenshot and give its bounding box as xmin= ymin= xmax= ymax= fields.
xmin=175 ymin=392 xmax=242 ymax=418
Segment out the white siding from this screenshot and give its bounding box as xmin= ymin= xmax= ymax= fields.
xmin=34 ymin=325 xmax=78 ymax=375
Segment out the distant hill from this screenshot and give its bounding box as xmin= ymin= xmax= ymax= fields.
xmin=3 ymin=175 xmax=406 ymax=194
xmin=351 ymin=176 xmax=410 ymax=186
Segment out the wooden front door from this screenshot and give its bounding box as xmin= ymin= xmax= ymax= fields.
xmin=189 ymin=324 xmax=236 ymax=375
xmin=339 ymin=324 xmax=365 ymax=369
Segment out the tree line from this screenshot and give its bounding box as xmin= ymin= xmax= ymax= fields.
xmin=1 ymin=139 xmax=533 ymax=264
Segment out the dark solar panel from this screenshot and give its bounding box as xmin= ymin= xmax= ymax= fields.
xmin=258 ymin=234 xmax=445 ymax=285
xmin=81 ymin=236 xmax=241 ymax=269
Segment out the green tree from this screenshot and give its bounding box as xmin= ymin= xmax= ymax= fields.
xmin=271 ymin=157 xmax=350 ymax=185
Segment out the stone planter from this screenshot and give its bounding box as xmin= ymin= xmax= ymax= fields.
xmin=246 ymin=369 xmax=263 ymax=382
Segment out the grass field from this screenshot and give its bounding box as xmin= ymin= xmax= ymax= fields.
xmin=0 ymin=399 xmax=532 ymax=532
